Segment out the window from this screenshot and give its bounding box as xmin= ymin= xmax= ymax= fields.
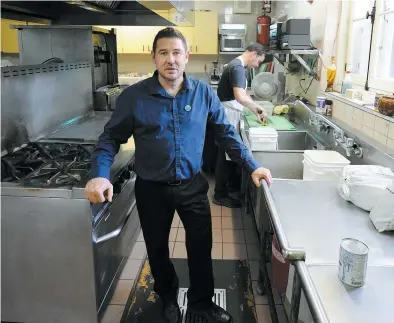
xmin=374 ymin=0 xmax=394 ymax=80
xmin=347 ymin=0 xmax=394 ymax=92
xmin=348 ymin=0 xmax=374 ymax=77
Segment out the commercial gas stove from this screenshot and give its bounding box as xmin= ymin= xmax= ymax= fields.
xmin=1 ymin=117 xmax=139 ymax=323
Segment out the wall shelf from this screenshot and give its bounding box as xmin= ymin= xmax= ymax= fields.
xmin=219 ymin=51 xmax=244 ymax=55
xmin=270 ymin=49 xmax=320 ymax=79
xmin=219 ymin=48 xmax=320 ymax=78
xmin=220 ymin=49 xmax=319 ymax=56
xmin=267 ymin=49 xmax=319 ymax=55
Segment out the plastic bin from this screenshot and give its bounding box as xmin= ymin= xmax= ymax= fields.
xmin=302 ymin=150 xmax=350 ymax=181
xmin=248 ymin=127 xmax=278 ymax=151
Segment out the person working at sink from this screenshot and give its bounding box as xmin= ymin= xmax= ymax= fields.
xmin=85 ymin=28 xmax=272 ymax=323
xmin=213 ymin=43 xmax=267 ymax=208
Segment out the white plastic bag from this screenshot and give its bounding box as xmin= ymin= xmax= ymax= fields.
xmin=369 ymin=181 xmax=394 ymax=232
xmin=337 ymin=165 xmax=394 ymax=211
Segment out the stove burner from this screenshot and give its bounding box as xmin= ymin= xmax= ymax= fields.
xmin=61 ymin=144 xmax=94 ymax=162
xmin=37 ymin=143 xmax=71 ymax=159
xmin=21 ymin=159 xmax=91 ymax=188
xmin=1 ymin=142 xmax=95 ymax=186
xmin=1 ymin=143 xmax=48 ymax=182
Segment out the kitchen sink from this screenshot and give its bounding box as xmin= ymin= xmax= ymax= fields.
xmin=251 ymin=132 xmax=327 ymax=179
xmin=243 ymin=149 xmax=305 ymax=228
xmin=243 ymin=129 xmax=324 ymax=151
xmin=240 ymin=127 xmax=329 ymax=219
xmin=240 ymin=128 xmax=329 ymax=180
xmin=277 ymin=131 xmax=324 ymax=150
xmin=252 ymin=150 xmax=305 ymax=179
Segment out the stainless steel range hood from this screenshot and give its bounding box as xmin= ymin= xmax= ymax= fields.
xmin=138 ymin=1 xmax=195 ymax=26
xmin=1 ymin=0 xmax=195 ymax=26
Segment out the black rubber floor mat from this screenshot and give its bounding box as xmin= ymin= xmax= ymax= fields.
xmin=122 ymin=258 xmax=257 ymax=323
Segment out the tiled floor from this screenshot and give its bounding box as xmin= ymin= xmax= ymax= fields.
xmin=100 ymin=174 xmax=287 ymax=323
xmin=100 ymin=231 xmax=146 ymax=323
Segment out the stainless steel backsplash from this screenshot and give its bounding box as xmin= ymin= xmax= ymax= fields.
xmin=1 ymin=62 xmax=93 ymax=154
xmin=290 ymin=102 xmax=394 ymax=170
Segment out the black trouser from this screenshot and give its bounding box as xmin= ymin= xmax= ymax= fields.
xmin=135 ymin=173 xmax=214 ymax=309
xmin=214 ymin=146 xmax=241 ymax=198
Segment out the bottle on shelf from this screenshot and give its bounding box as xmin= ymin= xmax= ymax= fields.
xmin=325 ymin=100 xmax=333 ymax=116
xmin=341 ymin=70 xmax=352 ymax=96
xmin=326 ymin=56 xmax=337 ymax=92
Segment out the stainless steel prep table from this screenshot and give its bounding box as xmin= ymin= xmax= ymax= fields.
xmin=261 ymin=179 xmax=394 ymax=323
xmin=294 ymin=262 xmax=394 ymax=323
xmin=266 ymin=179 xmax=394 ymax=266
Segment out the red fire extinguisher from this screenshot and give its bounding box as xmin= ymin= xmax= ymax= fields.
xmin=257 ymin=14 xmax=271 ymax=46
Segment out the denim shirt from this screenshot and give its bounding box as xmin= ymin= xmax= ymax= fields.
xmin=91 ymin=71 xmax=260 ymax=182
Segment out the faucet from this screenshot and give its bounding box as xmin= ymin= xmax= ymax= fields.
xmin=334 ymin=135 xmax=364 ymax=158
xmin=295 ymin=100 xmax=363 ymax=158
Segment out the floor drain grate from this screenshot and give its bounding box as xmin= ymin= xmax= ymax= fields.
xmin=177 ymin=288 xmax=226 ymax=323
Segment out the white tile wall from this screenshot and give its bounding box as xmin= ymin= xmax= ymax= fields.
xmin=389 ymin=123 xmax=394 ymax=140
xmin=373 ymin=131 xmax=388 ymax=146
xmin=387 ymin=138 xmax=394 ymax=151
xmin=362 ymin=125 xmax=374 ymax=138
xmin=374 ymin=117 xmax=390 ymax=136
xmin=330 ymin=97 xmax=394 ymax=154
xmin=352 ymin=108 xmax=364 ymax=131
xmin=363 ymin=112 xmax=376 ymax=129
xmin=345 ymin=106 xmax=355 ymax=125
xmin=332 ymin=101 xmax=345 ymax=121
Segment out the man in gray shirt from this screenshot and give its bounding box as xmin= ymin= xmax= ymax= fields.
xmin=213 ymin=43 xmax=267 ymax=208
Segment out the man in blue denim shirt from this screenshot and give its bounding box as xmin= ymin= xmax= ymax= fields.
xmin=86 ymin=28 xmax=272 ymax=323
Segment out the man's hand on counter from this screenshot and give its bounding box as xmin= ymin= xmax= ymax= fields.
xmin=251 ymin=167 xmax=273 ymax=187
xmin=85 ymin=178 xmax=113 ymax=203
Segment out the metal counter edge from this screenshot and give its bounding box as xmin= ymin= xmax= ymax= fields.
xmin=261 ymin=180 xmax=305 ymax=260
xmin=294 ymin=261 xmax=330 ymax=323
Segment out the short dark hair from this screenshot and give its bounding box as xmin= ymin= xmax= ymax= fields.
xmin=152 ymin=27 xmax=188 ymax=54
xmin=246 ymin=42 xmax=266 ymax=56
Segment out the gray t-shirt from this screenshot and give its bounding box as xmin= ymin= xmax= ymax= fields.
xmin=217 ymin=58 xmax=247 ymax=102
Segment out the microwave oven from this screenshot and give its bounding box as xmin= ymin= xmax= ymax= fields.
xmin=219 ymin=24 xmax=247 ymax=52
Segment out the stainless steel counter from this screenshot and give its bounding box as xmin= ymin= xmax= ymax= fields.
xmin=266 ymin=180 xmax=394 ymax=266
xmin=295 ymin=262 xmax=394 ymax=323
xmin=261 ymin=179 xmax=394 ymax=323
xmin=44 ymin=111 xmax=112 ymax=142
xmin=242 ymin=97 xmax=394 ymax=323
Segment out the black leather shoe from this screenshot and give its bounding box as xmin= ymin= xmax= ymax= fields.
xmin=212 ymin=195 xmax=241 ymax=208
xmin=187 ymin=303 xmax=233 ymax=323
xmin=163 ymin=300 xmax=181 ymax=323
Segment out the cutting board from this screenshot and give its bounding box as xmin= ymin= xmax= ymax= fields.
xmin=245 ymin=114 xmax=297 ymax=131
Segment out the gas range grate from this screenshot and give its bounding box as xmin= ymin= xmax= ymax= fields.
xmin=1 ymin=142 xmax=96 ymax=186
xmin=37 ymin=143 xmax=95 ymax=161
xmin=1 ymin=158 xmax=44 ymax=182
xmin=1 ymin=143 xmax=49 ymax=182
xmin=21 ymin=159 xmax=91 ymax=188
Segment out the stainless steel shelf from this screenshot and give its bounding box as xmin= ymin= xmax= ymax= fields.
xmin=267 ymin=49 xmax=320 ymax=55
xmin=219 ymin=49 xmax=319 ymax=55
xmin=219 ymin=51 xmax=244 ymax=55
